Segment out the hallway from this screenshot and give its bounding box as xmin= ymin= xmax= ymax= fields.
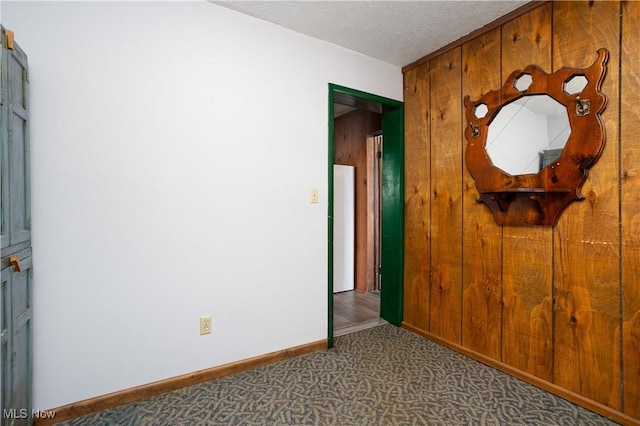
xmin=334 ymin=290 xmax=386 ymax=336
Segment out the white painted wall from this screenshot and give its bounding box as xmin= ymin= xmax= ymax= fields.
xmin=1 ymin=1 xmax=402 ymax=409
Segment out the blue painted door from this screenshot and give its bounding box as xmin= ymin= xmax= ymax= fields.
xmin=1 ymin=27 xmax=32 ymax=426
xmin=1 ymin=249 xmax=32 ymax=426
xmin=1 ymin=29 xmax=30 ymax=252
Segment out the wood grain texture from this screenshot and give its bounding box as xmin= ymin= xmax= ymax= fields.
xmin=402 ymin=2 xmax=549 ymax=73
xmin=500 ymin=3 xmax=553 ymax=381
xmin=333 ymin=290 xmax=380 ymax=331
xmin=621 ymin=0 xmax=640 ymax=417
xmin=501 ymin=2 xmax=551 ymax=68
xmin=403 ymin=323 xmax=640 ymax=426
xmin=366 ymin=135 xmax=381 ymax=293
xmin=551 ymin=0 xmax=621 ymax=408
xmin=429 ymin=47 xmax=463 ymax=343
xmin=403 ymin=63 xmax=431 ymax=331
xmin=460 ymin=27 xmax=503 ymax=360
xmin=402 ymin=0 xmax=638 ymax=421
xmin=334 ymin=110 xmax=382 ymax=293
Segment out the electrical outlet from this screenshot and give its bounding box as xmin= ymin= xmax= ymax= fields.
xmin=310 ymin=188 xmax=318 ymax=204
xmin=200 ymin=315 xmax=212 ymax=335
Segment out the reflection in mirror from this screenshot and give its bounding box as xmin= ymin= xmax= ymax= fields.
xmin=474 ymin=103 xmax=488 ymax=119
xmin=486 ymin=95 xmax=571 ymax=175
xmin=514 ymin=73 xmax=533 ymax=92
xmin=463 ymin=48 xmax=609 ymax=226
xmin=563 ymin=75 xmax=588 ymax=95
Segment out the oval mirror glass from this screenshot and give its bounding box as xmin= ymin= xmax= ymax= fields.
xmin=486 ymin=94 xmax=571 ymax=176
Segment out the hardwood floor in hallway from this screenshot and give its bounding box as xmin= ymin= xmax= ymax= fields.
xmin=333 ymin=290 xmax=386 ymax=336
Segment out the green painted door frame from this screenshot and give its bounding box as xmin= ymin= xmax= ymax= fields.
xmin=328 ymin=84 xmax=404 ymax=347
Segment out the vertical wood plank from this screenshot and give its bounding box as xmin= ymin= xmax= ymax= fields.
xmin=402 ymin=0 xmax=640 ymax=421
xmin=621 ymin=0 xmax=640 ymax=417
xmin=500 ymin=3 xmax=554 ymax=381
xmin=552 ymin=0 xmax=621 ymax=408
xmin=429 ymin=47 xmax=463 ymax=343
xmin=461 ymin=27 xmax=503 ymax=360
xmin=403 ymin=63 xmax=431 ymax=331
xmin=334 ymin=110 xmax=382 ymax=293
xmin=366 ymin=135 xmax=379 ymax=293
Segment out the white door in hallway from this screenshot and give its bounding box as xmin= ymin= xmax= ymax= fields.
xmin=333 ymin=165 xmax=354 ymax=293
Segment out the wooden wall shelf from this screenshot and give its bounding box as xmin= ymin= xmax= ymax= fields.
xmin=464 ymin=49 xmax=609 ymax=226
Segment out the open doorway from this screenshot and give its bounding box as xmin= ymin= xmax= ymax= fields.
xmin=332 ymin=109 xmax=385 ymax=336
xmin=327 ymin=84 xmax=404 ymax=347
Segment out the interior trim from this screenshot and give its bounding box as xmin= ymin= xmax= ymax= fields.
xmin=327 ymin=83 xmax=405 ymax=348
xmin=34 ymin=339 xmax=327 ymax=425
xmin=402 ymin=1 xmax=548 ymax=73
xmin=401 ymin=323 xmax=640 ymax=426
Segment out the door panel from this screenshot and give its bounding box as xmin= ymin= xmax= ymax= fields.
xmin=1 ymin=31 xmax=9 ymax=251
xmin=12 ymin=260 xmax=32 ymax=422
xmin=0 ymin=28 xmax=32 ymax=425
xmin=379 ymin=105 xmax=404 ymax=326
xmin=6 ymin=41 xmax=30 ymax=248
xmin=1 ymin=250 xmax=32 ymax=426
xmin=1 ymin=272 xmax=11 ymax=417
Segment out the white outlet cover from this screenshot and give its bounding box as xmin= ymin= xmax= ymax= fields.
xmin=200 ymin=316 xmax=212 ymax=335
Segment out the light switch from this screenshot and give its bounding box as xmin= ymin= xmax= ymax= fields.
xmin=310 ymin=188 xmax=319 ymax=204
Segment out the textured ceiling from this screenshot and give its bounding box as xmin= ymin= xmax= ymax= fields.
xmin=211 ymin=1 xmax=530 ymax=67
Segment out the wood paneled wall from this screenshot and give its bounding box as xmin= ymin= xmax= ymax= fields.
xmin=402 ymin=2 xmax=640 ymax=423
xmin=334 ymin=109 xmax=382 ymax=293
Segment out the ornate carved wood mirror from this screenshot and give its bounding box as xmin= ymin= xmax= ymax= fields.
xmin=464 ymin=49 xmax=609 ymax=226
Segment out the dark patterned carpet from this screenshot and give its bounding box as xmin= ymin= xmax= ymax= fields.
xmin=59 ymin=324 xmax=617 ymax=425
